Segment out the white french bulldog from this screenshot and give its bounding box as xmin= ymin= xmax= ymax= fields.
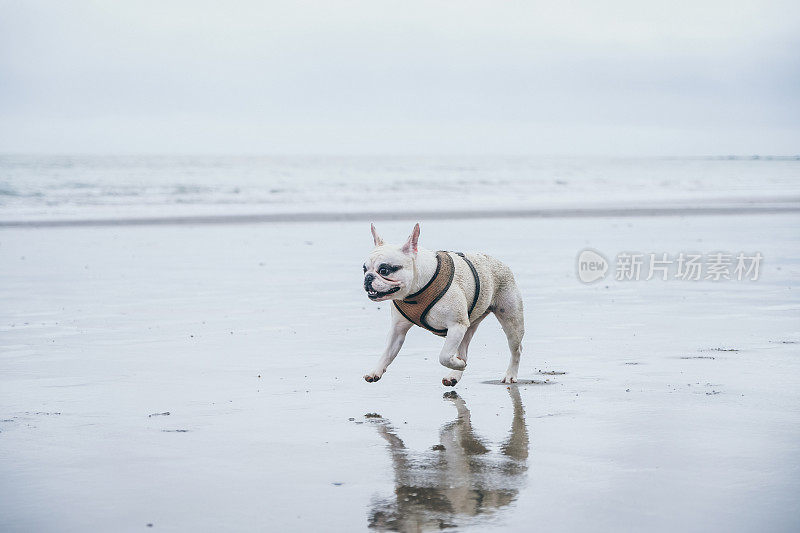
xmin=363 ymin=223 xmax=525 ymax=386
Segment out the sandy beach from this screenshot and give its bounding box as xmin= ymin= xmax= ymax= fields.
xmin=1 ymin=210 xmax=798 ymax=532
xmin=3 ymin=0 xmax=800 ymax=529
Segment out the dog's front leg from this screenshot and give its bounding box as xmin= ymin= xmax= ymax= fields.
xmin=438 ymin=323 xmax=468 ymax=371
xmin=364 ymin=319 xmax=412 ymax=383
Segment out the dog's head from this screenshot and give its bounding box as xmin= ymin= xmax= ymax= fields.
xmin=362 ymin=223 xmax=420 ymax=302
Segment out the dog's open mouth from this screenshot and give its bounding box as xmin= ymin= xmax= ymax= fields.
xmin=367 ymin=286 xmax=400 ymax=300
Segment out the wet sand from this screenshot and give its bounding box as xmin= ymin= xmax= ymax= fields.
xmin=1 ymin=197 xmax=799 ymax=227
xmin=1 ymin=213 xmax=799 ymax=532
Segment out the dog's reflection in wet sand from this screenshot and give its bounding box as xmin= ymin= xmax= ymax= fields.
xmin=368 ymin=388 xmax=529 ymax=531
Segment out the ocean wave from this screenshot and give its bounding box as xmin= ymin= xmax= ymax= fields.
xmin=1 ymin=155 xmax=798 ymax=219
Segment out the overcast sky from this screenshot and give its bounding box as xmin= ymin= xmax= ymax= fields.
xmin=0 ymin=0 xmax=798 ymax=155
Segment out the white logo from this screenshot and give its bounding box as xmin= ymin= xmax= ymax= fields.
xmin=577 ymin=249 xmax=609 ymax=283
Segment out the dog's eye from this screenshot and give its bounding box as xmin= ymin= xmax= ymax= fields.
xmin=378 ymin=266 xmax=389 ymax=276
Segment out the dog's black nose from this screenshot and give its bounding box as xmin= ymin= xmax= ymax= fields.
xmin=364 ymin=273 xmax=375 ymax=290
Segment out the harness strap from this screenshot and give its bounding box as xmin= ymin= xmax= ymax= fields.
xmin=393 ymin=251 xmax=481 ymax=336
xmin=455 ymin=252 xmax=481 ymax=318
xmin=393 ymin=251 xmax=454 ymax=336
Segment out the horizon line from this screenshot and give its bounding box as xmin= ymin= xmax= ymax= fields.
xmin=1 ymin=153 xmax=798 ymax=160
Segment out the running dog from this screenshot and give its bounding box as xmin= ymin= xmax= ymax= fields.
xmin=362 ymin=223 xmax=525 ymax=386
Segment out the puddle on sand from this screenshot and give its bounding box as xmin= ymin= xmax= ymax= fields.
xmin=481 ymin=379 xmax=553 ymax=385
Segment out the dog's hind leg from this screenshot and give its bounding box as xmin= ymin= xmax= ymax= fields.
xmin=493 ymin=284 xmax=525 ymax=384
xmin=443 ymin=312 xmax=489 ymax=387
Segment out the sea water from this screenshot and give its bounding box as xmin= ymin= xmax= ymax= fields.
xmin=0 ymin=155 xmax=798 ymax=221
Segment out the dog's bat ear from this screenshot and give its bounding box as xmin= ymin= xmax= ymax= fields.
xmin=401 ymin=223 xmax=420 ymax=256
xmin=370 ymin=223 xmax=384 ymax=246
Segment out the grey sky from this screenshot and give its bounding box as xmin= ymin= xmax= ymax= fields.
xmin=1 ymin=0 xmax=798 ymax=155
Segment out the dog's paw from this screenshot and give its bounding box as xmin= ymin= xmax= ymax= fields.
xmin=501 ymin=374 xmax=518 ymax=384
xmin=444 ymin=355 xmax=467 ymax=371
xmin=363 ymin=371 xmax=382 ymax=383
xmin=442 ymin=370 xmax=463 ymax=387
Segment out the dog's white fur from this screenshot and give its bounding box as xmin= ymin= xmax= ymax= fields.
xmin=363 ymin=223 xmax=525 ymax=386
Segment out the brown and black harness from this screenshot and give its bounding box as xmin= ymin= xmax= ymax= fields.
xmin=393 ymin=251 xmax=481 ymax=337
